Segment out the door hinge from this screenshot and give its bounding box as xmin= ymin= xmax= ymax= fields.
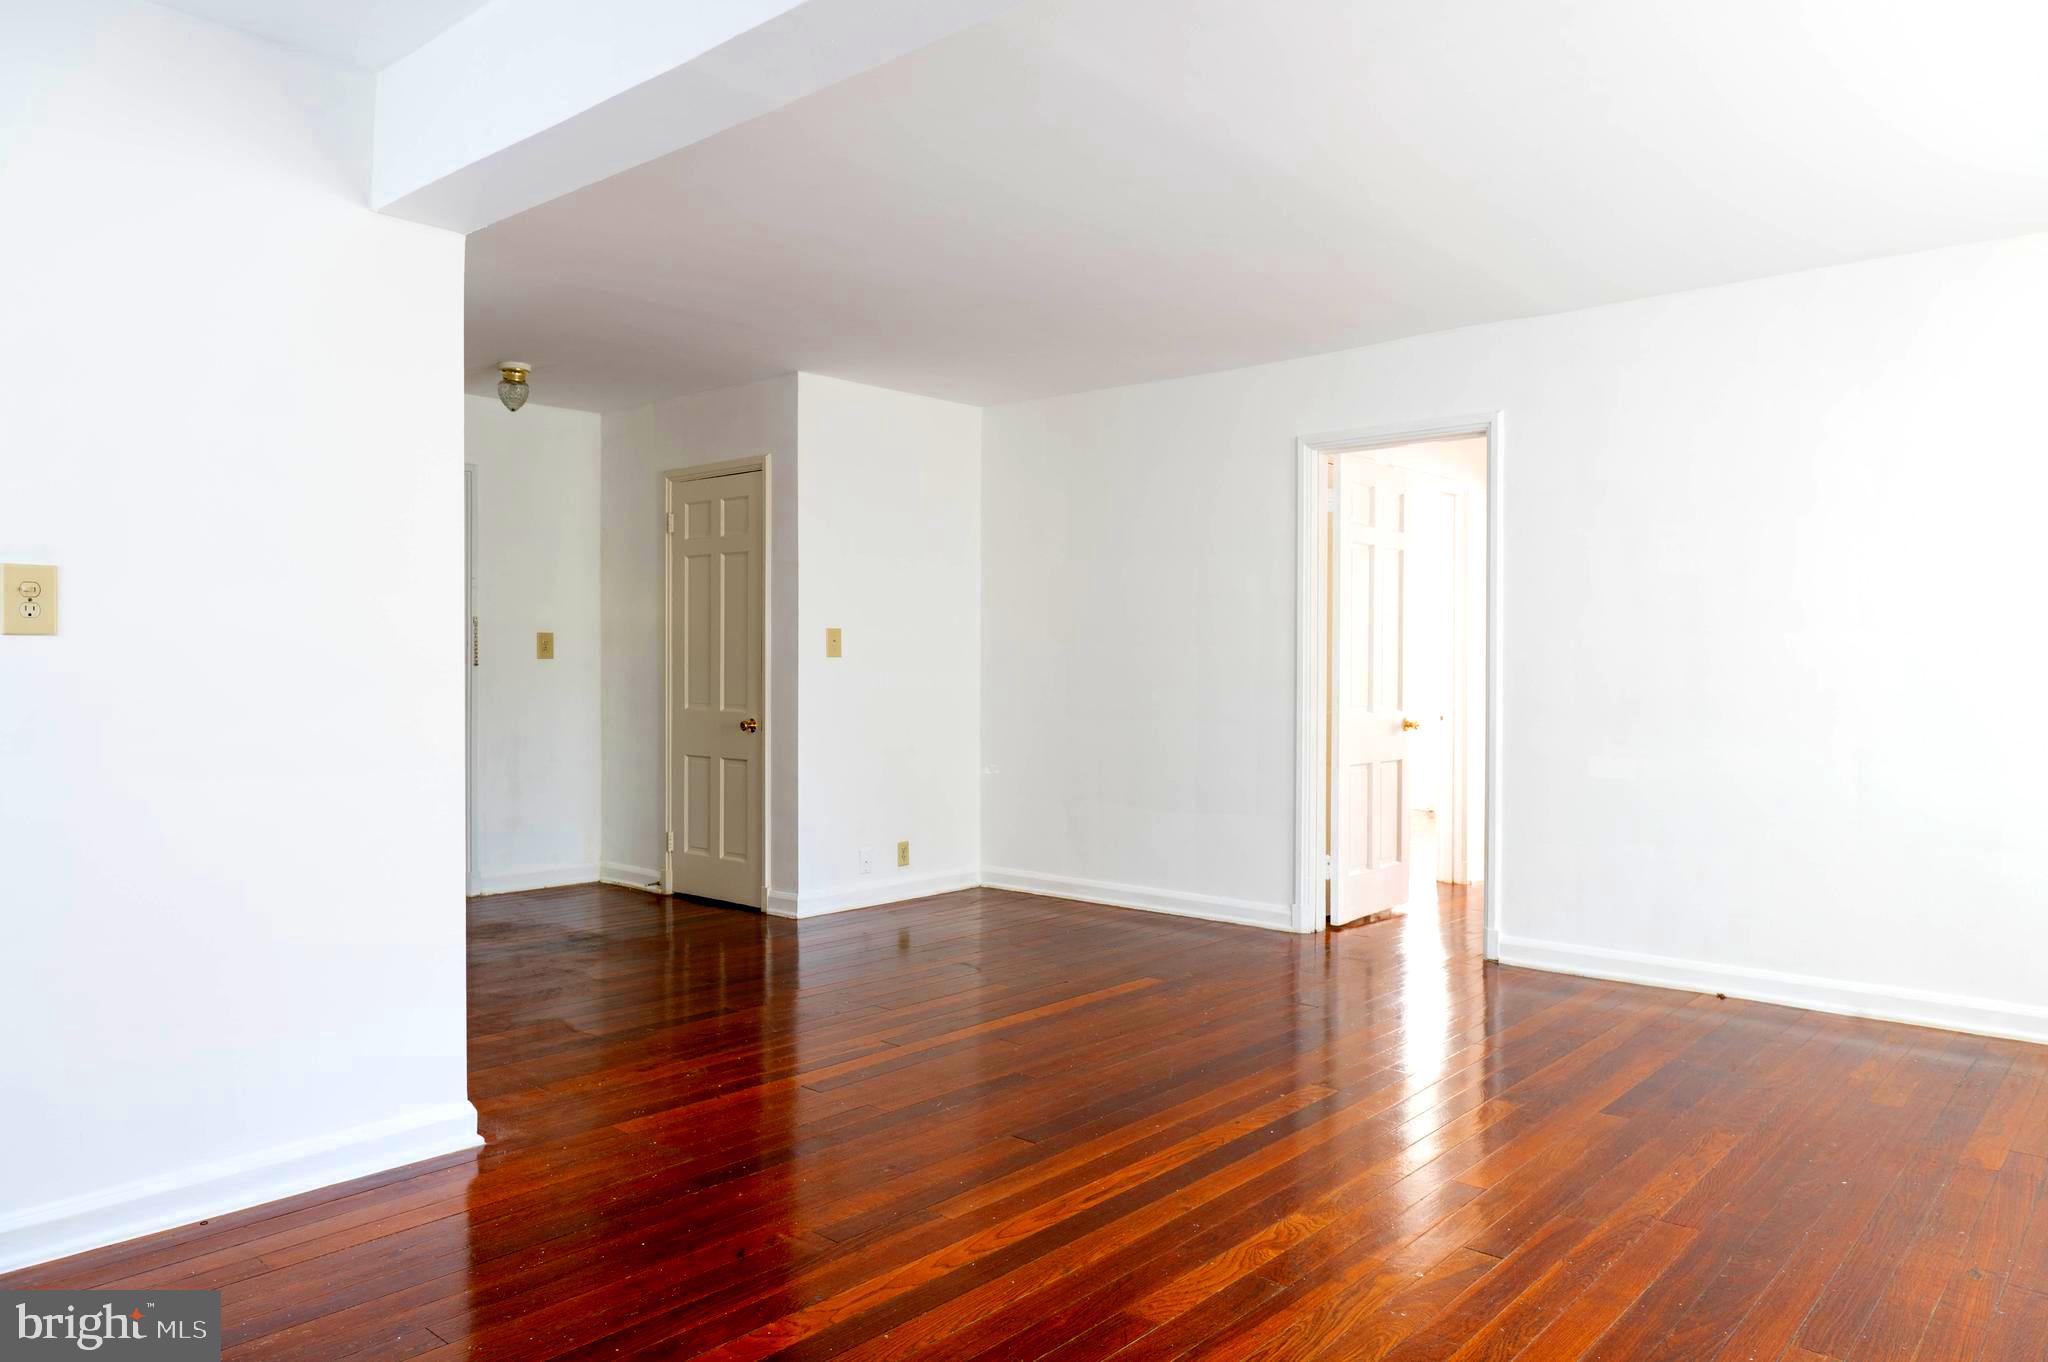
xmin=666 ymin=511 xmax=675 ymax=534
xmin=665 ymin=830 xmax=675 ymax=854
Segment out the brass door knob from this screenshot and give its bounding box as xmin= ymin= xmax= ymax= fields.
xmin=740 ymin=718 xmax=759 ymax=733
xmin=1401 ymin=717 xmax=1421 ymax=731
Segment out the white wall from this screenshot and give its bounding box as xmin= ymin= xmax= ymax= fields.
xmin=0 ymin=0 xmax=474 ymax=1271
xmin=465 ymin=397 xmax=603 ymax=892
xmin=595 ymin=374 xmax=981 ymax=913
xmin=600 ymin=377 xmax=799 ymax=891
xmin=983 ymin=233 xmax=2048 ymax=1042
xmin=789 ymin=375 xmax=982 ymax=915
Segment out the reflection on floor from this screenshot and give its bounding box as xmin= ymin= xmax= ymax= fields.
xmin=1410 ymin=806 xmax=1443 ymax=905
xmin=9 ymin=883 xmax=2047 ymax=1360
xmin=1343 ymin=807 xmax=1461 ymax=928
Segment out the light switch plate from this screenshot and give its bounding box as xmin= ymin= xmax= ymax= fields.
xmin=3 ymin=564 xmax=57 ymax=636
xmin=825 ymin=627 xmax=842 ymax=658
xmin=536 ymin=631 xmax=555 ymax=660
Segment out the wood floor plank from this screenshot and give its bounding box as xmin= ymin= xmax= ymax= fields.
xmin=1974 ymin=1285 xmax=2048 ymax=1362
xmin=4 ymin=880 xmax=2040 ymax=1362
xmin=2008 ymin=1168 xmax=2048 ymax=1297
xmin=1907 ymin=1266 xmax=2003 ymax=1362
xmin=1510 ymin=1217 xmax=1697 ymax=1360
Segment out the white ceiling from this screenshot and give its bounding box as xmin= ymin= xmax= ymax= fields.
xmin=162 ymin=0 xmax=491 ymax=68
xmin=466 ymin=0 xmax=2048 ymax=412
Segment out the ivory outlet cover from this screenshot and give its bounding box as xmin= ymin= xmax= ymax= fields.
xmin=3 ymin=564 xmax=57 ymax=636
xmin=536 ymin=631 xmax=555 ymax=660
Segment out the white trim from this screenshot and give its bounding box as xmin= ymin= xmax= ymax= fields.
xmin=661 ymin=455 xmax=773 ymax=482
xmin=1292 ymin=441 xmax=1325 ymax=935
xmin=0 ymin=1103 xmax=481 ymax=1275
xmin=980 ymin=868 xmax=1292 ymax=932
xmin=599 ymin=862 xmax=665 ymax=892
xmin=764 ymin=869 xmax=980 ymax=919
xmin=1484 ymin=414 xmax=1505 ymax=960
xmin=663 ymin=457 xmax=774 ymax=910
xmin=464 ymin=462 xmax=479 ymax=899
xmin=1497 ymin=935 xmax=2048 ymax=1047
xmin=473 ymin=862 xmax=601 ymax=895
xmin=1294 ymin=413 xmax=1505 ymax=954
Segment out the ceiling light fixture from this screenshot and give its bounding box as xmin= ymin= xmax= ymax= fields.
xmin=497 ymin=361 xmax=532 ymax=412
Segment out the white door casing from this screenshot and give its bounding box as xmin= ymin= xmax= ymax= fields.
xmin=464 ymin=464 xmax=478 ymax=898
xmin=1295 ymin=414 xmax=1501 ymax=952
xmin=1331 ymin=453 xmax=1415 ymax=925
xmin=665 ymin=468 xmax=766 ymax=907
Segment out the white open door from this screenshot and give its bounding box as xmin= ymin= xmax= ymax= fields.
xmin=666 ymin=469 xmax=767 ymax=907
xmin=1331 ymin=453 xmax=1416 ymax=925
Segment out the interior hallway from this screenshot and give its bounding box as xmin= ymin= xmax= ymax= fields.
xmin=8 ymin=884 xmax=2045 ymax=1360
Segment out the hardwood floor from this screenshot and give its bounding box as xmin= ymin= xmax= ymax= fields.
xmin=9 ymin=883 xmax=2047 ymax=1361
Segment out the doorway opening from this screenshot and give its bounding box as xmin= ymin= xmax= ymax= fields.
xmin=1295 ymin=418 xmax=1501 ymax=954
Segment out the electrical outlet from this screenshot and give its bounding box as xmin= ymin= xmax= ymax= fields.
xmin=897 ymin=840 xmax=910 ymax=868
xmin=3 ymin=564 xmax=57 ymax=636
xmin=825 ymin=627 xmax=842 ymax=658
xmin=536 ymin=631 xmax=555 ymax=660
xmin=859 ymin=847 xmax=874 ymax=875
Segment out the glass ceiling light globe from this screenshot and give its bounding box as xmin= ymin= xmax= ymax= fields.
xmin=497 ymin=362 xmax=532 ymax=413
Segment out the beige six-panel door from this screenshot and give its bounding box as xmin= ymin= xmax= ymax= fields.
xmin=666 ymin=469 xmax=765 ymax=907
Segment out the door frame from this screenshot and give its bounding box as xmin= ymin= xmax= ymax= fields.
xmin=1294 ymin=414 xmax=1504 ymax=956
xmin=464 ymin=462 xmax=480 ymax=899
xmin=662 ymin=456 xmax=774 ymax=904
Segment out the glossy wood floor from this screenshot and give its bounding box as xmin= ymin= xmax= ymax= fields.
xmin=10 ymin=883 xmax=2048 ymax=1361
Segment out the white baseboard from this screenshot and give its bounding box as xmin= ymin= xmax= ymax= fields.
xmin=475 ymin=862 xmax=600 ymax=895
xmin=1497 ymin=934 xmax=2048 ymax=1047
xmin=598 ymin=862 xmax=665 ymax=893
xmin=764 ymin=868 xmax=981 ymax=919
xmin=0 ymin=1102 xmax=482 ymax=1276
xmin=760 ymin=866 xmax=1294 ymax=932
xmin=980 ymin=866 xmax=1295 ymax=932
